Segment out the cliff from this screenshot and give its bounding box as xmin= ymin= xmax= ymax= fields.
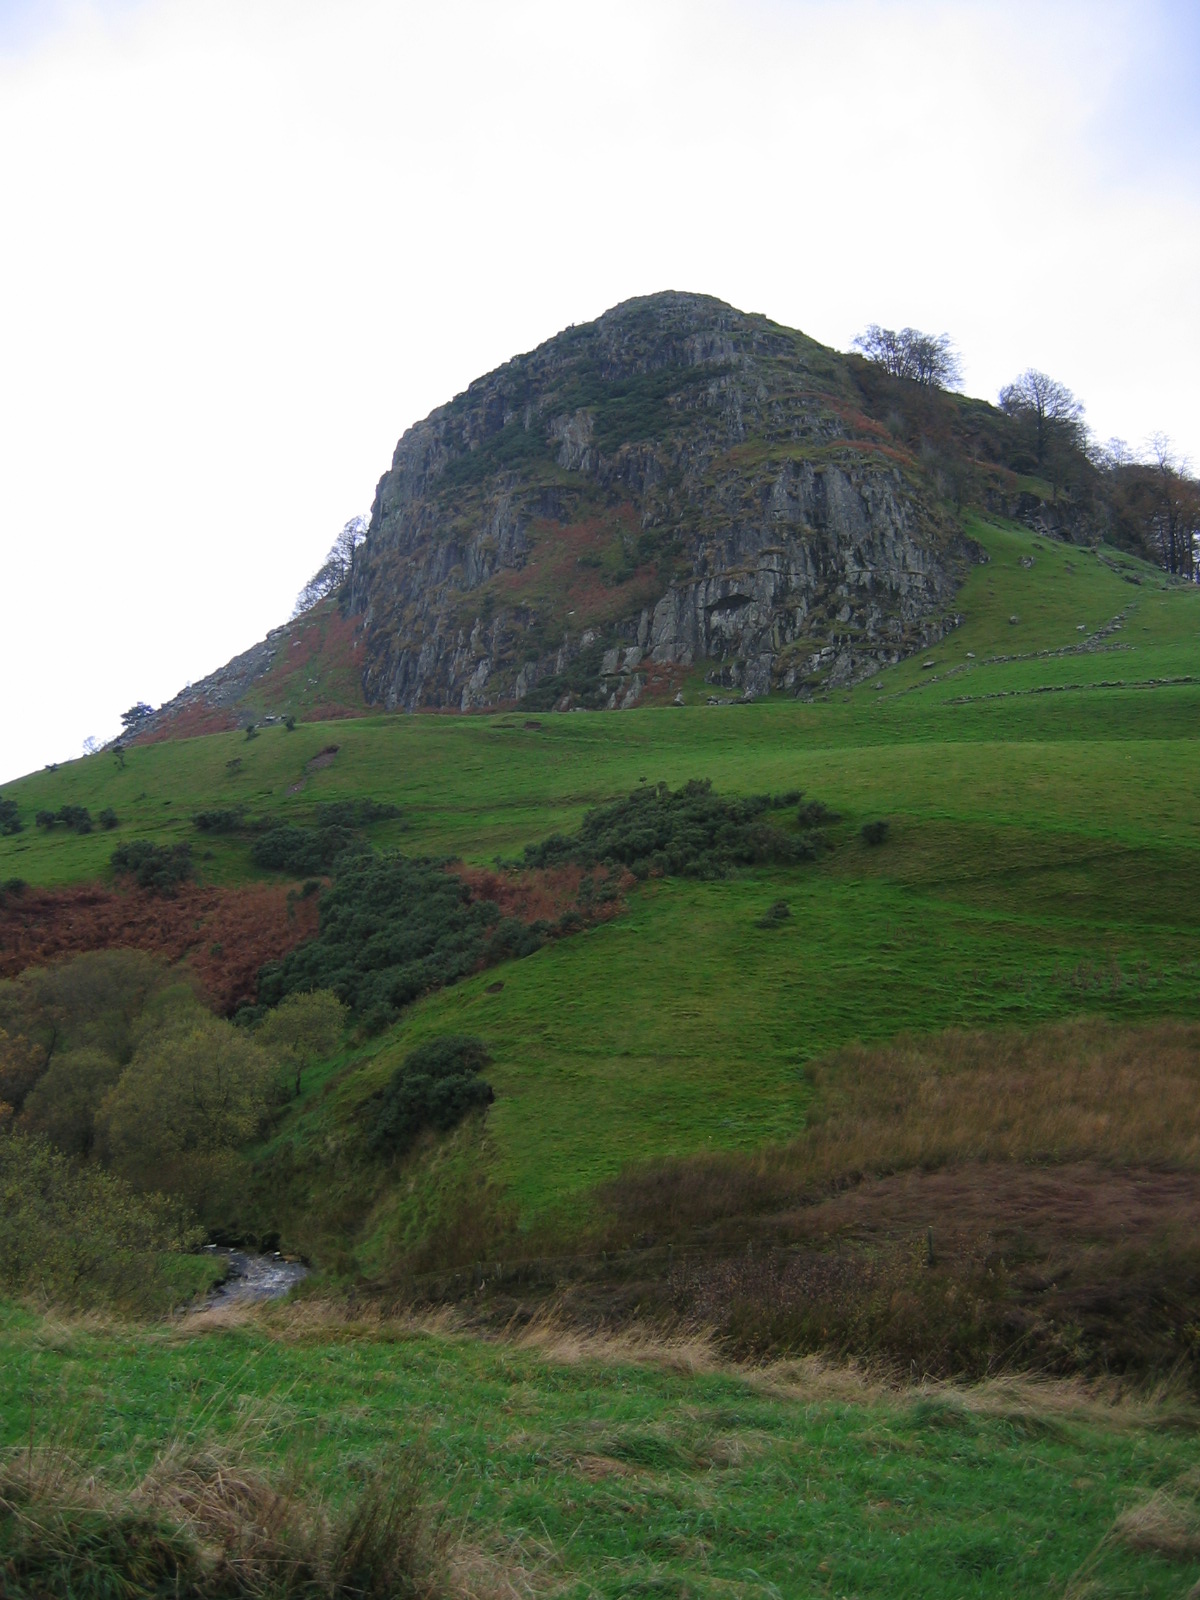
xmin=349 ymin=291 xmax=975 ymax=711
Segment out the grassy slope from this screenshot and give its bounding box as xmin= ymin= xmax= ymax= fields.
xmin=1 ymin=517 xmax=1198 ymax=1255
xmin=2 ymin=1301 xmax=1198 ymax=1600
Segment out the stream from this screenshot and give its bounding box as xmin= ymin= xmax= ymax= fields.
xmin=202 ymin=1246 xmax=309 ymax=1305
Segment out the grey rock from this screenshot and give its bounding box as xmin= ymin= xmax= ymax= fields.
xmin=348 ymin=292 xmax=975 ymax=713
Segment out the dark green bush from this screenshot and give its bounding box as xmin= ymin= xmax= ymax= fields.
xmin=36 ymin=805 xmax=93 ymax=835
xmin=206 ymin=799 xmax=401 ymax=874
xmin=797 ymin=800 xmax=841 ymax=828
xmin=0 ymin=798 xmax=21 ymax=836
xmin=110 ymin=840 xmax=194 ymax=894
xmin=521 ymin=778 xmax=825 ymax=879
xmin=756 ymin=899 xmax=791 ymax=927
xmin=258 ymin=854 xmax=529 ymax=1029
xmin=367 ymin=1036 xmax=494 ymax=1156
xmin=193 ymin=808 xmax=247 ymax=833
xmin=251 ymin=823 xmax=361 ymax=876
xmin=861 ymin=819 xmax=891 ymax=846
xmin=98 ymin=807 xmax=119 ymax=830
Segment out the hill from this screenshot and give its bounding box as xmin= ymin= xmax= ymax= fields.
xmin=3 ymin=502 xmax=1199 ymax=1368
xmin=135 ymin=291 xmax=1026 ymax=740
xmin=2 ymin=301 xmax=1200 ymax=1594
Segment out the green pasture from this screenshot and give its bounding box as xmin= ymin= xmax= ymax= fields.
xmin=2 ymin=515 xmax=1198 ymax=1250
xmin=1 ymin=1302 xmax=1197 ymax=1599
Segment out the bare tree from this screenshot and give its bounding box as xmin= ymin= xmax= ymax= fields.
xmin=853 ymin=325 xmax=962 ymax=389
xmin=1142 ymin=437 xmax=1200 ymax=578
xmin=291 ymin=515 xmax=368 ymax=618
xmin=998 ymin=369 xmax=1086 ymax=470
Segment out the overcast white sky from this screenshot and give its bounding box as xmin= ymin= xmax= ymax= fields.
xmin=1 ymin=0 xmax=1198 ymax=785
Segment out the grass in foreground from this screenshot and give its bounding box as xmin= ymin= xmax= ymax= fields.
xmin=2 ymin=1302 xmax=1200 ymax=1597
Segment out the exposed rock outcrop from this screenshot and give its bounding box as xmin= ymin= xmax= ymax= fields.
xmin=349 ymin=291 xmax=974 ymax=711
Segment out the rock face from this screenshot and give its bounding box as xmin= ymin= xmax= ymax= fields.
xmin=349 ymin=292 xmax=974 ymax=711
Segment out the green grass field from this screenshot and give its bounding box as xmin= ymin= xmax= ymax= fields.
xmin=3 ymin=516 xmax=1200 ymax=1594
xmin=3 ymin=516 xmax=1198 ymax=1257
xmin=3 ymin=1301 xmax=1199 ymax=1599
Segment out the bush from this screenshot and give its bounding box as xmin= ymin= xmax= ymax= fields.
xmin=521 ymin=778 xmax=825 ymax=879
xmin=193 ymin=808 xmax=247 ymax=833
xmin=0 ymin=1130 xmax=201 ymax=1312
xmin=0 ymin=798 xmax=21 ymax=836
xmin=35 ymin=805 xmax=93 ymax=834
xmin=861 ymin=819 xmax=890 ymax=846
xmin=98 ymin=807 xmax=119 ymax=830
xmin=251 ymin=823 xmax=361 ymax=876
xmin=797 ymin=800 xmax=840 ymax=828
xmin=110 ymin=840 xmax=194 ymax=894
xmin=258 ymin=854 xmax=510 ymax=1029
xmin=367 ymin=1036 xmax=494 ymax=1156
xmin=756 ymin=899 xmax=791 ymax=928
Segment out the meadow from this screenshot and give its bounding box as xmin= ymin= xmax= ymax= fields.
xmin=3 ymin=1300 xmax=1200 ymax=1598
xmin=1 ymin=517 xmax=1199 ymax=1593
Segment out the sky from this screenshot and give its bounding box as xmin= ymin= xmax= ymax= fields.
xmin=1 ymin=0 xmax=1198 ymax=784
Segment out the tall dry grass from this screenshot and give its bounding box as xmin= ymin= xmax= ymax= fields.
xmin=0 ymin=1423 xmax=446 ymax=1598
xmin=604 ymin=1017 xmax=1200 ymax=1236
xmin=802 ymin=1016 xmax=1200 ymax=1176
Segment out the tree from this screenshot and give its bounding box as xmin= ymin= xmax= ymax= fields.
xmin=0 ymin=1131 xmax=199 ymax=1311
xmin=291 ymin=514 xmax=368 ymax=618
xmin=1110 ymin=437 xmax=1200 ymax=578
xmin=19 ymin=1047 xmax=123 ymax=1157
xmin=0 ymin=1029 xmax=47 ymax=1118
xmin=853 ymin=325 xmax=962 ymax=389
xmin=96 ymin=1008 xmax=277 ymax=1213
xmin=120 ymin=701 xmax=155 ymax=735
xmin=256 ymin=988 xmax=347 ymax=1098
xmin=998 ymin=369 xmax=1087 ymax=474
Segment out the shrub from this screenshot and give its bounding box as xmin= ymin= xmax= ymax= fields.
xmin=861 ymin=819 xmax=890 ymax=846
xmin=110 ymin=840 xmax=194 ymax=894
xmin=756 ymin=899 xmax=791 ymax=927
xmin=0 ymin=1130 xmax=201 ymax=1312
xmin=258 ymin=854 xmax=508 ymax=1029
xmin=35 ymin=805 xmax=93 ymax=834
xmin=521 ymin=778 xmax=825 ymax=879
xmin=0 ymin=798 xmax=21 ymax=836
xmin=193 ymin=808 xmax=247 ymax=833
xmin=251 ymin=823 xmax=360 ymax=876
xmin=367 ymin=1036 xmax=494 ymax=1156
xmin=798 ymin=800 xmax=840 ymax=828
xmin=98 ymin=807 xmax=119 ymax=830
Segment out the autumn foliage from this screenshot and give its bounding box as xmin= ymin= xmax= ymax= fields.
xmin=0 ymin=881 xmax=320 ymax=1014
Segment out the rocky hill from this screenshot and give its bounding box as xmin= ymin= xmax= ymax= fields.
xmin=139 ymin=290 xmax=1041 ymax=742
xmin=349 ymin=291 xmax=973 ymax=712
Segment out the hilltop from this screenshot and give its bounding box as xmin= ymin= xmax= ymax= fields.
xmin=135 ymin=290 xmax=1129 ymax=740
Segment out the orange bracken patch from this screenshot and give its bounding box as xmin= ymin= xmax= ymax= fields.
xmin=455 ymin=863 xmax=636 ymax=927
xmin=0 ymin=881 xmax=320 ymax=1014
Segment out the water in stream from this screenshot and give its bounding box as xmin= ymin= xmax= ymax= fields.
xmin=203 ymin=1246 xmax=308 ymax=1305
